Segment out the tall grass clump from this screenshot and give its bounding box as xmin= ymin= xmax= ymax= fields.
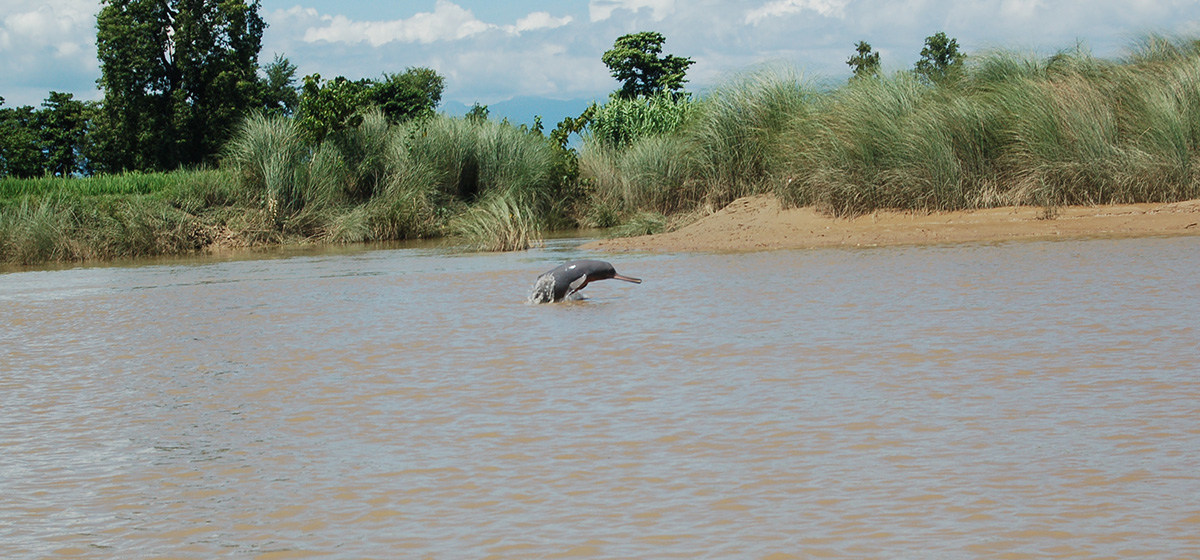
xmin=0 ymin=195 xmax=206 ymax=264
xmin=987 ymin=58 xmax=1124 ymax=206
xmin=364 ymin=134 xmax=442 ymax=240
xmin=783 ymin=71 xmax=1006 ymax=214
xmin=579 ymin=134 xmax=697 ymax=224
xmin=407 ymin=115 xmax=557 ymax=201
xmin=688 ymin=65 xmax=817 ymax=207
xmin=450 ymin=190 xmax=544 ymax=251
xmin=404 ymin=116 xmax=481 ymax=201
xmin=223 ymin=112 xmax=312 ymax=224
xmin=224 ymin=110 xmax=570 ymax=251
xmin=1112 ymin=36 xmax=1200 ymax=200
xmin=983 ymin=42 xmax=1199 ymax=207
xmin=73 ymin=196 xmax=200 ymax=258
xmin=0 ymin=196 xmax=78 ymax=264
xmin=408 ymin=115 xmax=563 ymax=250
xmin=224 ymin=109 xmax=433 ymax=243
xmin=326 ymin=109 xmax=394 ymax=202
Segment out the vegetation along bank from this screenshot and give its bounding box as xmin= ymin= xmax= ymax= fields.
xmin=3 ymin=0 xmax=1200 ymax=265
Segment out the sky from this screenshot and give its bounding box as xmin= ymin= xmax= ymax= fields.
xmin=3 ymin=0 xmax=1200 ymax=120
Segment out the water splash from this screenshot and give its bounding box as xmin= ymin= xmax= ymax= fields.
xmin=527 ymin=273 xmax=556 ymax=304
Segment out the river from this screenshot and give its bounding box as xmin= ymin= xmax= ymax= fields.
xmin=2 ymin=236 xmax=1199 ymax=558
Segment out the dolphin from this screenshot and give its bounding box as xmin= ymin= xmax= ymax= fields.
xmin=528 ymin=259 xmax=642 ymax=304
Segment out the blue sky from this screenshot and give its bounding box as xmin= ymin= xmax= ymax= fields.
xmin=3 ymin=0 xmax=1200 ymax=120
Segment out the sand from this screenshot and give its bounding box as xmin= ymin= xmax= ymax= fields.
xmin=583 ymin=195 xmax=1200 ymax=252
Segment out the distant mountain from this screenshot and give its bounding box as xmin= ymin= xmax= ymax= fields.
xmin=441 ymin=96 xmax=597 ymax=129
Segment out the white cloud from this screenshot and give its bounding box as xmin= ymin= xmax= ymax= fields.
xmin=303 ymin=0 xmax=492 ymax=46
xmin=445 ymin=42 xmax=610 ymax=102
xmin=1 ymin=2 xmax=97 ymax=63
xmin=744 ymin=0 xmax=850 ymax=24
xmin=299 ymin=1 xmax=574 ymax=46
xmin=589 ymin=0 xmax=677 ymax=22
xmin=0 ymin=0 xmax=101 ymax=105
xmin=278 ymin=5 xmax=320 ymax=20
xmin=507 ymin=11 xmax=573 ymax=34
xmin=998 ymin=0 xmax=1045 ymax=19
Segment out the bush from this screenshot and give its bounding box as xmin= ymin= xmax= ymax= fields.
xmin=588 ymin=92 xmax=695 ymax=149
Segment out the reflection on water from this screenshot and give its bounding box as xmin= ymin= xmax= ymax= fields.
xmin=3 ymin=236 xmax=1200 ymax=558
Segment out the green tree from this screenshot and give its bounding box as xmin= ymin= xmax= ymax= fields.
xmin=295 ymin=68 xmax=446 ymax=143
xmin=37 ymin=92 xmax=91 ymax=177
xmin=93 ymin=0 xmax=265 ymax=172
xmin=295 ymin=73 xmax=372 ymax=144
xmin=915 ymin=32 xmax=966 ymax=86
xmin=371 ymin=67 xmax=444 ymax=124
xmin=847 ymin=41 xmax=881 ymax=80
xmin=601 ymin=31 xmax=695 ymax=99
xmin=0 ymin=100 xmax=44 ymax=178
xmin=260 ymin=54 xmax=300 ymax=117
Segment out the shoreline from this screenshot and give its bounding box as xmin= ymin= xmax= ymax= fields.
xmin=583 ymin=195 xmax=1200 ymax=252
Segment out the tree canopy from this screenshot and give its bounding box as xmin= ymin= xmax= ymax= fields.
xmin=915 ymin=32 xmax=966 ymax=86
xmin=0 ymin=93 xmax=92 ymax=178
xmin=93 ymin=0 xmax=265 ymax=172
xmin=372 ymin=68 xmax=445 ymax=124
xmin=295 ymin=67 xmax=445 ymax=144
xmin=0 ymin=101 xmax=42 ymax=178
xmin=601 ymin=31 xmax=695 ymax=99
xmin=847 ymin=41 xmax=881 ymax=80
xmin=260 ymin=54 xmax=300 ymax=118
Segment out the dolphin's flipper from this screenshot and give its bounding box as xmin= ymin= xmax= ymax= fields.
xmin=566 ymin=273 xmax=589 ymax=297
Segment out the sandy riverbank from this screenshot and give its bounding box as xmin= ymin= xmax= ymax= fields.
xmin=583 ymin=195 xmax=1200 ymax=252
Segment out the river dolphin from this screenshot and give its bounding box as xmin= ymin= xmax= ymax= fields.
xmin=528 ymin=259 xmax=642 ymax=303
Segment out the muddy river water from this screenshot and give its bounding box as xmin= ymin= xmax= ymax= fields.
xmin=2 ymin=236 xmax=1199 ymax=558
